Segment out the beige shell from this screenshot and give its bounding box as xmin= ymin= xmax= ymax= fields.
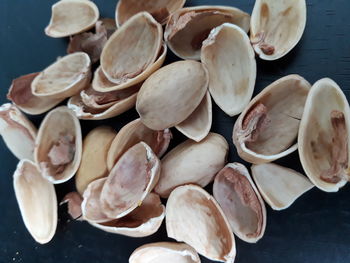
xmin=201 ymin=23 xmax=256 ymax=116
xmin=213 ymin=163 xmax=267 ymax=243
xmin=164 ymin=6 xmax=250 ymax=60
xmin=35 ymin=106 xmax=82 ymax=184
xmin=136 ymin=60 xmax=209 ymax=130
xmin=7 ymin=73 xmax=63 ymax=115
xmin=155 ymin=132 xmax=228 ymax=198
xmin=116 ymin=0 xmax=186 ymax=26
xmin=0 ymin=103 xmax=37 ymax=160
xmin=13 ymin=160 xmax=57 ymax=244
xmin=166 ymin=185 xmax=236 ymax=262
xmin=129 ymin=242 xmax=201 ymax=263
xmin=75 ymin=126 xmax=116 ymax=195
xmin=233 ymin=75 xmax=311 ymax=164
xmin=100 ymin=12 xmax=163 ymax=86
xmin=45 ymin=0 xmax=99 ymax=38
xmin=250 ymin=0 xmax=307 ymax=60
xmin=107 ymin=118 xmax=172 ymax=170
xmin=298 ymin=78 xmax=350 ymax=192
xmin=175 ymin=91 xmax=212 ymax=142
xmin=89 ymin=193 xmax=165 ymax=238
xmin=251 ymin=163 xmax=314 ymax=210
xmin=31 ymin=52 xmax=91 ymax=99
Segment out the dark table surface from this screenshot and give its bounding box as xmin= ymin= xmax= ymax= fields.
xmin=1 ymin=0 xmax=350 ymax=262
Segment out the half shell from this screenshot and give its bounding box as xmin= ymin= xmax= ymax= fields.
xmin=165 ymin=6 xmax=250 ymax=60
xmin=213 ymin=163 xmax=266 ymax=243
xmin=251 ymin=163 xmax=314 ymax=210
xmin=166 ymin=185 xmax=236 ymax=262
xmin=233 ymin=75 xmax=311 ymax=164
xmin=201 ymin=23 xmax=256 ymax=116
xmin=0 ymin=103 xmax=37 ymax=160
xmin=250 ymin=0 xmax=307 ymax=60
xmin=35 ymin=106 xmax=82 ymax=184
xmin=298 ymin=78 xmax=350 ymax=192
xmin=45 ymin=0 xmax=99 ymax=38
xmin=13 ymin=160 xmax=57 ymax=244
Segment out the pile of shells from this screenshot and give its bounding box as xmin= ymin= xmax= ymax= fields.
xmin=1 ymin=0 xmax=348 ymax=262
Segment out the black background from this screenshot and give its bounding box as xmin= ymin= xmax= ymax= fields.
xmin=1 ymin=0 xmax=350 ymax=262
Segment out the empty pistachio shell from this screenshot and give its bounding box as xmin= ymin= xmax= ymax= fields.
xmin=136 ymin=60 xmax=209 ymax=130
xmin=251 ymin=163 xmax=314 ymax=210
xmin=31 ymin=52 xmax=91 ymax=99
xmin=75 ymin=126 xmax=116 ymax=195
xmin=129 ymin=242 xmax=200 ymax=263
xmin=35 ymin=106 xmax=82 ymax=184
xmin=250 ymin=0 xmax=307 ymax=60
xmin=201 ymin=23 xmax=256 ymax=116
xmin=101 ymin=12 xmax=163 ymax=86
xmin=233 ymin=75 xmax=311 ymax=164
xmin=213 ymin=163 xmax=266 ymax=243
xmin=107 ymin=118 xmax=172 ymax=170
xmin=298 ymin=78 xmax=350 ymax=192
xmin=165 ymin=6 xmax=250 ymax=60
xmin=13 ymin=160 xmax=57 ymax=244
xmin=166 ymin=185 xmax=236 ymax=262
xmin=45 ymin=0 xmax=99 ymax=38
xmin=155 ymin=132 xmax=228 ymax=198
xmin=116 ymin=0 xmax=186 ymax=26
xmin=175 ymin=91 xmax=212 ymax=142
xmin=0 ymin=103 xmax=37 ymax=160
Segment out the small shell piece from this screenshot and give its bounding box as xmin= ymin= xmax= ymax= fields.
xmin=233 ymin=75 xmax=311 ymax=164
xmin=166 ymin=185 xmax=236 ymax=262
xmin=45 ymin=0 xmax=99 ymax=38
xmin=213 ymin=163 xmax=266 ymax=243
xmin=101 ymin=12 xmax=163 ymax=87
xmin=75 ymin=126 xmax=116 ymax=195
xmin=31 ymin=52 xmax=91 ymax=99
xmin=107 ymin=118 xmax=172 ymax=170
xmin=129 ymin=242 xmax=201 ymax=263
xmin=250 ymin=0 xmax=307 ymax=60
xmin=13 ymin=160 xmax=57 ymax=244
xmin=155 ymin=133 xmax=228 ymax=198
xmin=298 ymin=78 xmax=350 ymax=192
xmin=165 ymin=6 xmax=250 ymax=60
xmin=0 ymin=103 xmax=37 ymax=160
xmin=116 ymin=0 xmax=186 ymax=26
xmin=251 ymin=163 xmax=314 ymax=210
xmin=201 ymin=23 xmax=256 ymax=116
xmin=61 ymin=192 xmax=83 ymax=220
xmin=176 ymin=91 xmax=212 ymax=142
xmin=136 ymin=60 xmax=208 ymax=130
xmin=35 ymin=106 xmax=82 ymax=184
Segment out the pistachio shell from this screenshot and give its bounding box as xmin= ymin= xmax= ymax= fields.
xmin=136 ymin=60 xmax=208 ymax=130
xmin=298 ymin=78 xmax=350 ymax=192
xmin=129 ymin=242 xmax=200 ymax=263
xmin=35 ymin=106 xmax=82 ymax=184
xmin=101 ymin=12 xmax=163 ymax=86
xmin=233 ymin=75 xmax=311 ymax=164
xmin=31 ymin=52 xmax=91 ymax=99
xmin=165 ymin=6 xmax=250 ymax=60
xmin=251 ymin=163 xmax=314 ymax=210
xmin=250 ymin=0 xmax=307 ymax=60
xmin=45 ymin=0 xmax=99 ymax=38
xmin=201 ymin=23 xmax=256 ymax=116
xmin=0 ymin=103 xmax=37 ymax=160
xmin=75 ymin=126 xmax=116 ymax=195
xmin=213 ymin=163 xmax=266 ymax=243
xmin=175 ymin=91 xmax=212 ymax=142
xmin=155 ymin=132 xmax=228 ymax=198
xmin=107 ymin=118 xmax=172 ymax=170
xmin=13 ymin=160 xmax=57 ymax=244
xmin=166 ymin=185 xmax=236 ymax=262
